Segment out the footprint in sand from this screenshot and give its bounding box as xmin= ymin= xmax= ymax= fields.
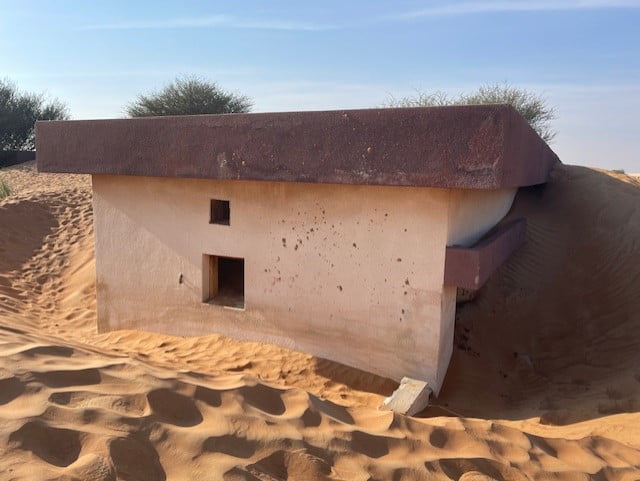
xmin=0 ymin=376 xmax=25 ymax=404
xmin=429 ymin=427 xmax=449 ymax=449
xmin=349 ymin=430 xmax=391 ymax=459
xmin=49 ymin=391 xmax=150 ymax=417
xmin=9 ymin=421 xmax=81 ymax=467
xmin=222 ymin=467 xmax=262 ymax=481
xmin=202 ymin=434 xmax=259 ymax=459
xmin=246 ymin=449 xmax=332 ymax=481
xmin=21 ymin=345 xmax=75 ymax=357
xmin=193 ymin=385 xmax=223 ymax=408
xmin=238 ymin=383 xmax=287 ymax=416
xmin=34 ymin=368 xmax=101 ymax=388
xmin=439 ymin=458 xmax=511 ymax=481
xmin=147 ymin=388 xmax=203 ymax=427
xmin=109 ymin=436 xmax=166 ymax=481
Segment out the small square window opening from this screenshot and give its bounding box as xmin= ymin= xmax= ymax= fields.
xmin=210 ymin=199 xmax=230 ymax=225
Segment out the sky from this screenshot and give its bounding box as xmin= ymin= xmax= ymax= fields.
xmin=1 ymin=0 xmax=639 ymax=171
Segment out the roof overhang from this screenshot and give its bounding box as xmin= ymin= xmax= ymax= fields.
xmin=36 ymin=105 xmax=558 ymax=189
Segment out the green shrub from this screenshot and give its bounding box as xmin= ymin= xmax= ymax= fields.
xmin=0 ymin=79 xmax=69 ymax=150
xmin=384 ymin=82 xmax=557 ymax=143
xmin=126 ymin=76 xmax=253 ymax=117
xmin=0 ymin=177 xmax=10 ymax=199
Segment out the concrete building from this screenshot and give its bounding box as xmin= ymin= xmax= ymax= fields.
xmin=36 ymin=105 xmax=557 ymax=393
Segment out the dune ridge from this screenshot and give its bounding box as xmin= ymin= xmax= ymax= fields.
xmin=0 ymin=161 xmax=639 ymax=480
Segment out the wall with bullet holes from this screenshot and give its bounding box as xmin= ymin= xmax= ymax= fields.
xmin=92 ymin=174 xmax=514 ymax=392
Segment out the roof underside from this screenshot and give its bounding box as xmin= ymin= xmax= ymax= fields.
xmin=36 ymin=104 xmax=559 ymax=189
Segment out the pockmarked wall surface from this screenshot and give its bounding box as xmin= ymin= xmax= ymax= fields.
xmin=93 ymin=175 xmax=514 ymax=392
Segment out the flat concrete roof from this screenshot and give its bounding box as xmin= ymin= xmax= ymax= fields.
xmin=36 ymin=104 xmax=558 ymax=189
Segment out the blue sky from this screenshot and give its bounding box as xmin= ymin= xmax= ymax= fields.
xmin=1 ymin=1 xmax=639 ymax=171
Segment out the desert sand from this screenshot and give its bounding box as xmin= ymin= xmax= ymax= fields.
xmin=0 ymin=161 xmax=639 ymax=480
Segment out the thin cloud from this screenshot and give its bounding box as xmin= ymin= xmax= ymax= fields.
xmin=10 ymin=67 xmax=256 ymax=79
xmin=78 ymin=14 xmax=339 ymax=32
xmin=76 ymin=2 xmax=640 ymax=32
xmin=389 ymin=0 xmax=640 ymax=19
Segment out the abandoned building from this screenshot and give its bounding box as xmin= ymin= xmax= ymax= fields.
xmin=36 ymin=105 xmax=557 ymax=394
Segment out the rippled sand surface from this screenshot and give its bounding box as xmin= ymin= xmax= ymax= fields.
xmin=1 ymin=161 xmax=639 ymax=480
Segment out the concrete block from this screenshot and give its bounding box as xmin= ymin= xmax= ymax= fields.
xmin=382 ymin=377 xmax=432 ymax=416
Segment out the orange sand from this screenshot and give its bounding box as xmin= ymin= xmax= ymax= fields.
xmin=0 ymin=161 xmax=639 ymax=480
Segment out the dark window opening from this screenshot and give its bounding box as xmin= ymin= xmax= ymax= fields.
xmin=210 ymin=199 xmax=230 ymax=225
xmin=204 ymin=255 xmax=244 ymax=308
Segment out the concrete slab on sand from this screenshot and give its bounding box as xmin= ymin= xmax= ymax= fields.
xmin=382 ymin=377 xmax=432 ymax=415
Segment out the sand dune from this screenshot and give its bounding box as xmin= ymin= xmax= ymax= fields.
xmin=2 ymin=321 xmax=640 ymax=481
xmin=437 ymin=166 xmax=640 ymax=423
xmin=0 ymin=161 xmax=639 ymax=480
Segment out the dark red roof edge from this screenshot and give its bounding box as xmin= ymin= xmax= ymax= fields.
xmin=36 ymin=105 xmax=558 ymax=189
xmin=444 ymin=218 xmax=527 ymax=290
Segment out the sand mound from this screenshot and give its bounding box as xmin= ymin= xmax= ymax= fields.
xmin=435 ymin=166 xmax=640 ymax=426
xmin=1 ymin=161 xmax=640 ymax=480
xmin=2 ymin=322 xmax=640 ymax=481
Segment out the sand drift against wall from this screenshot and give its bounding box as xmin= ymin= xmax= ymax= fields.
xmin=0 ymin=162 xmax=639 ymax=480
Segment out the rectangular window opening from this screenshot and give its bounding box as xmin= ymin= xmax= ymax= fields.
xmin=203 ymin=255 xmax=244 ymax=309
xmin=210 ymin=199 xmax=230 ymax=225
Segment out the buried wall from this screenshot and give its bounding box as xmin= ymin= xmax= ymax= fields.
xmin=92 ymin=174 xmax=515 ymax=392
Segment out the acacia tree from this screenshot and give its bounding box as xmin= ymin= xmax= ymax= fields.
xmin=0 ymin=79 xmax=69 ymax=150
xmin=384 ymin=83 xmax=557 ymax=142
xmin=126 ymin=76 xmax=252 ymax=117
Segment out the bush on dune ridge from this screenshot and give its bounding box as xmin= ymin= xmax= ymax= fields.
xmin=0 ymin=176 xmax=10 ymax=199
xmin=384 ymin=82 xmax=557 ymax=143
xmin=125 ymin=76 xmax=253 ymax=117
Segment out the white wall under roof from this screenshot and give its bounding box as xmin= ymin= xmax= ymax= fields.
xmin=92 ymin=175 xmax=515 ymax=392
